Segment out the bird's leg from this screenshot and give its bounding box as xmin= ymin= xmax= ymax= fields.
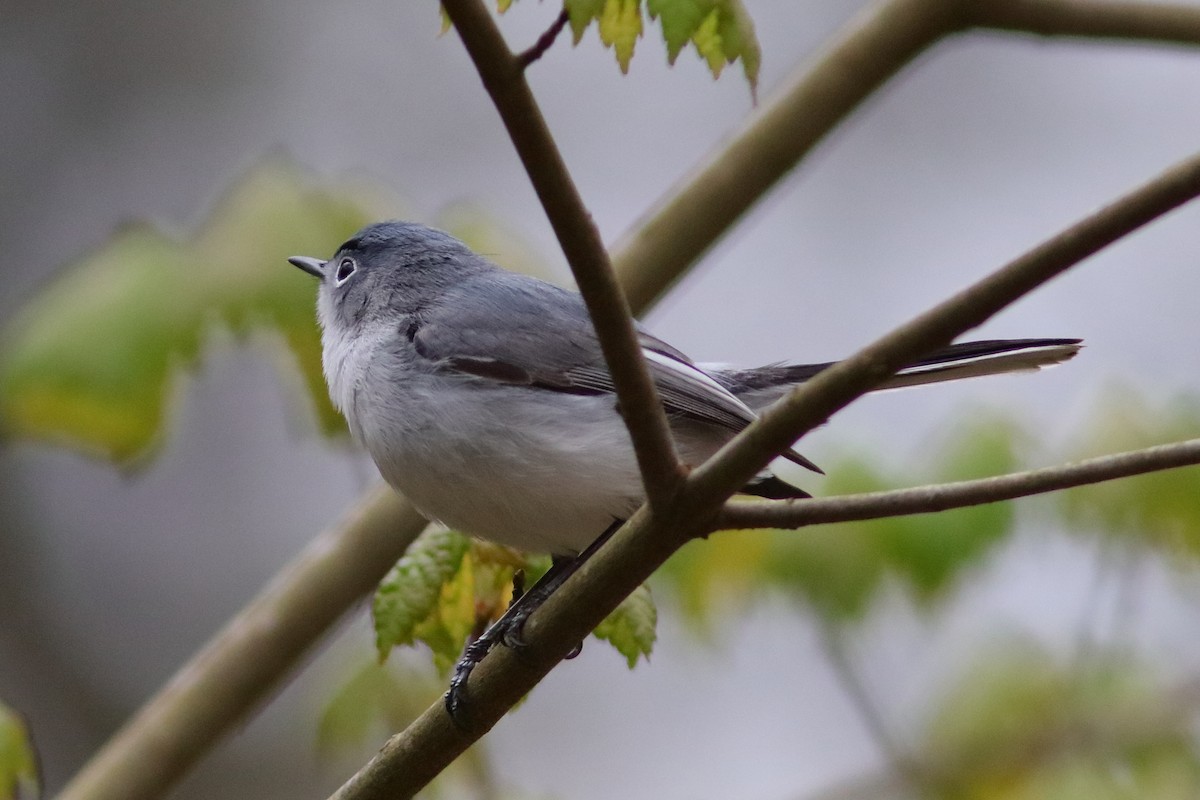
xmin=445 ymin=519 xmax=623 ymax=722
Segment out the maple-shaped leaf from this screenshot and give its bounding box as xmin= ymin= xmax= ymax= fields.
xmin=648 ymin=0 xmax=760 ymax=96
xmin=593 ymin=583 xmax=657 ymax=667
xmin=374 ymin=527 xmax=473 ymax=663
xmin=564 ymin=0 xmax=759 ymax=93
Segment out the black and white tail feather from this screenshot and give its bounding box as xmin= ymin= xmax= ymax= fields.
xmin=703 ymin=337 xmax=1082 ymax=500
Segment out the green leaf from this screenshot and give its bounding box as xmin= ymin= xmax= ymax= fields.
xmin=564 ymin=0 xmax=759 ymax=93
xmin=659 ymin=413 xmax=1024 ymax=627
xmin=374 ymin=527 xmax=472 ymax=661
xmin=1060 ymin=387 xmax=1200 ymax=558
xmin=0 ymin=703 xmax=38 ymax=800
xmin=593 ymin=583 xmax=657 ymax=667
xmin=646 ymin=0 xmax=761 ymax=96
xmin=657 ymin=528 xmax=770 ymax=635
xmin=921 ymin=639 xmax=1200 ymax=798
xmin=316 ymin=660 xmax=439 ymax=754
xmin=0 ymin=160 xmax=402 ymax=464
xmin=600 ymin=0 xmax=644 ymax=73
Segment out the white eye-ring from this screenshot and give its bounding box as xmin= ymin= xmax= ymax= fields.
xmin=335 ymin=257 xmax=357 ymax=286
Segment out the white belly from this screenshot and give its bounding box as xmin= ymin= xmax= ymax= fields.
xmin=362 ymin=378 xmax=648 ymax=553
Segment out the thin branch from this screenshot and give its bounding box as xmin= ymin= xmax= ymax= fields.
xmin=972 ymin=0 xmax=1200 ymax=47
xmin=516 ymin=8 xmax=570 ymax=68
xmin=610 ymin=0 xmax=971 ymax=312
xmin=54 ymin=487 xmax=430 ymax=800
xmin=719 ymin=438 xmax=1200 ymax=530
xmin=441 ymin=0 xmax=684 ymax=507
xmin=687 ymin=150 xmax=1200 ymax=506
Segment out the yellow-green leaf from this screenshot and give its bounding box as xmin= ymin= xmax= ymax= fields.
xmin=0 ymin=160 xmax=402 ymax=464
xmin=922 ymin=639 xmax=1200 ymax=798
xmin=646 ymin=0 xmax=761 ymax=96
xmin=593 ymin=583 xmax=656 ymax=667
xmin=1060 ymin=387 xmax=1200 ymax=558
xmin=598 ymin=0 xmax=644 ymax=73
xmin=563 ymin=0 xmax=759 ymax=94
xmin=374 ymin=527 xmax=472 ymax=662
xmin=0 ymin=703 xmax=37 ymax=800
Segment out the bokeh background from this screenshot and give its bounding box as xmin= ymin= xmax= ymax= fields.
xmin=2 ymin=1 xmax=1200 ymax=798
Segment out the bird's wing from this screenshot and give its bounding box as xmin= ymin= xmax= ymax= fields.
xmin=408 ymin=274 xmax=754 ymax=429
xmin=407 ymin=273 xmax=820 ymax=473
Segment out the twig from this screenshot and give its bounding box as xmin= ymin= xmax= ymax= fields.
xmin=442 ymin=0 xmax=684 ymax=508
xmin=54 ymin=487 xmax=430 ymax=800
xmin=972 ymin=0 xmax=1200 ymax=47
xmin=516 ymin=8 xmax=570 ymax=69
xmin=719 ymin=439 xmax=1200 ymax=530
xmin=686 ymin=150 xmax=1200 ymax=506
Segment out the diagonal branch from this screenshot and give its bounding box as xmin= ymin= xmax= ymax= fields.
xmin=686 ymin=149 xmax=1200 ymax=505
xmin=720 ymin=438 xmax=1200 ymax=530
xmin=441 ymin=0 xmax=684 ymax=507
xmin=55 ymin=487 xmax=429 ymax=800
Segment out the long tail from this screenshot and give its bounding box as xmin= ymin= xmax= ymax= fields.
xmin=712 ymin=338 xmax=1082 ymax=411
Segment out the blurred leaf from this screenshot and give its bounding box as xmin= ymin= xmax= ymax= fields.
xmin=921 ymin=638 xmax=1200 ymax=799
xmin=1060 ymin=386 xmax=1200 ymax=558
xmin=563 ymin=0 xmax=759 ymax=93
xmin=317 ymin=660 xmax=439 ymax=754
xmin=0 ymin=703 xmax=38 ymax=800
xmin=658 ymin=528 xmax=770 ymax=635
xmin=593 ymin=583 xmax=657 ymax=667
xmin=660 ymin=413 xmax=1024 ymax=626
xmin=374 ymin=527 xmax=472 ymax=662
xmin=317 ymin=659 xmax=499 ymax=799
xmin=0 ymin=160 xmax=403 ymax=464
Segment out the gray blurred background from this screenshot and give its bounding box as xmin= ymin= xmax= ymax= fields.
xmin=2 ymin=1 xmax=1200 ymax=798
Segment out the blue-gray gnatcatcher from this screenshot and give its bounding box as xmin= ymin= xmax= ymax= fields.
xmin=290 ymin=220 xmax=1079 ymax=712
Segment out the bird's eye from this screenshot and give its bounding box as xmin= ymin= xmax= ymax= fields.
xmin=335 ymin=257 xmax=357 ymax=286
